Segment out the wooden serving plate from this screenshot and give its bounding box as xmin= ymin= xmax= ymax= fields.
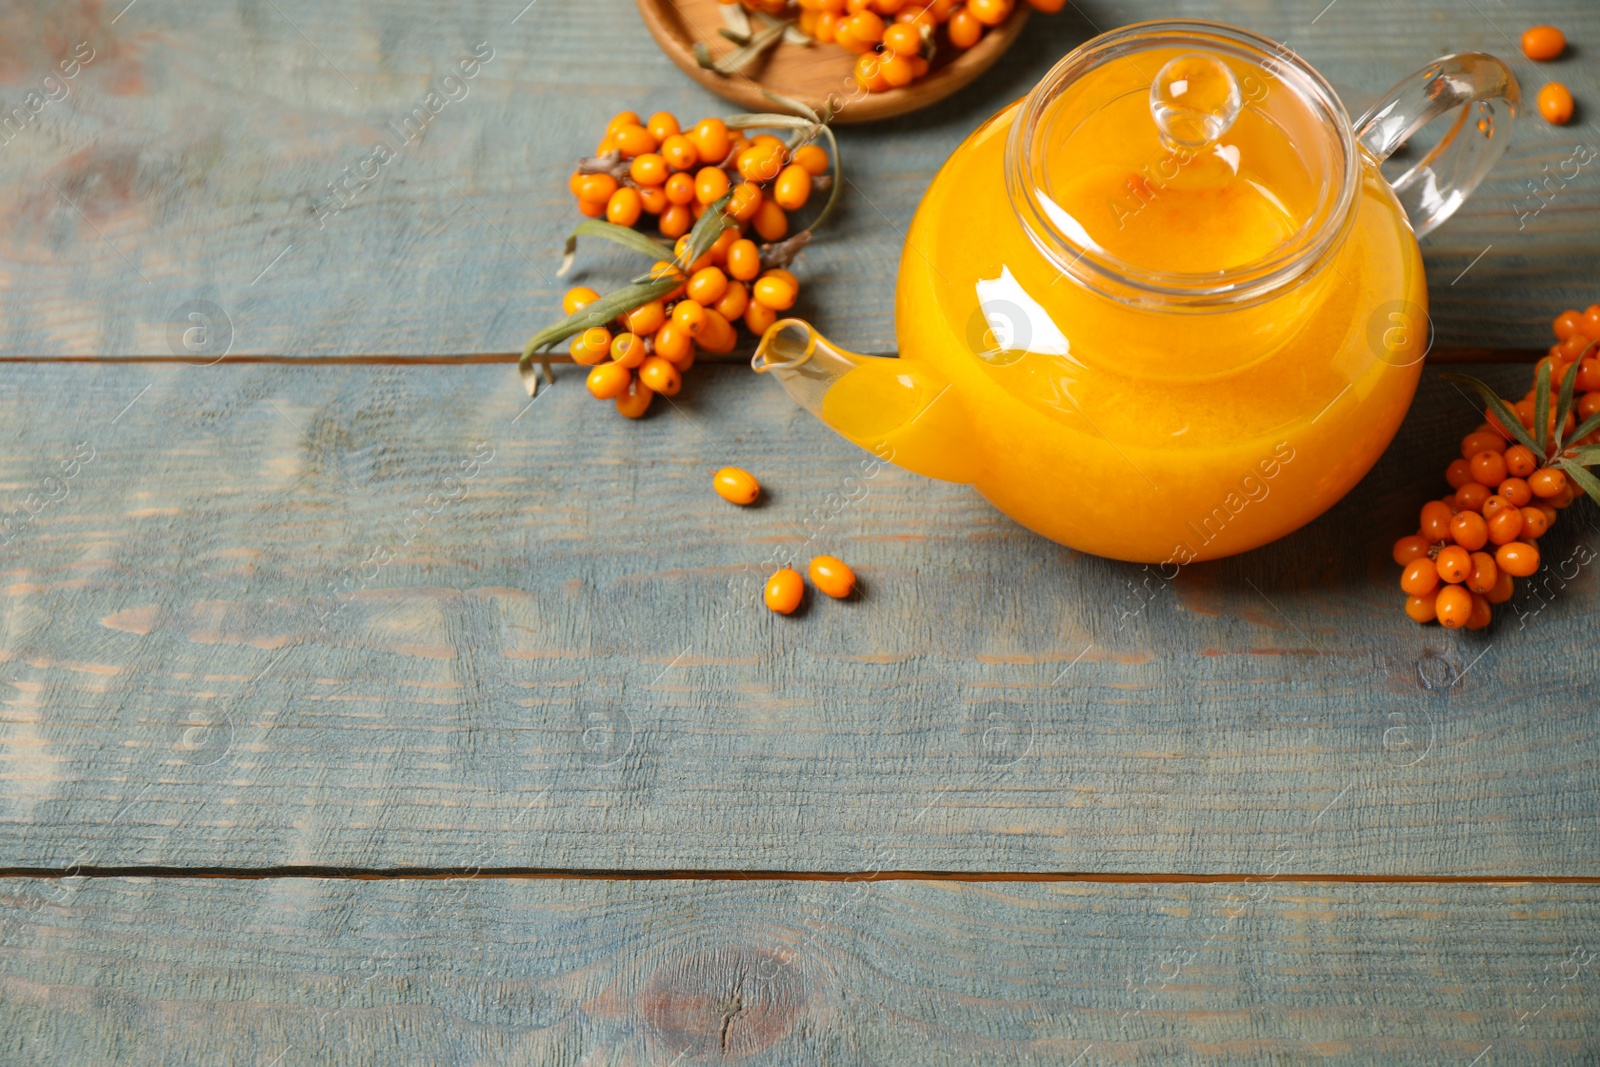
xmin=636 ymin=0 xmax=1030 ymax=123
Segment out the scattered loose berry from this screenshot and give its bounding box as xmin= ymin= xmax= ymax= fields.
xmin=1521 ymin=25 xmax=1566 ymax=61
xmin=809 ymin=555 xmax=857 ymax=599
xmin=713 ymin=466 xmax=761 ymax=505
xmin=764 ymin=567 xmax=804 ymax=615
xmin=1538 ymin=82 xmax=1575 ymax=125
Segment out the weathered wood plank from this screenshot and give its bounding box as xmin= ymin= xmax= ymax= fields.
xmin=0 ymin=0 xmax=1594 ymax=356
xmin=1 ymin=875 xmax=1596 ymax=1064
xmin=0 ymin=361 xmax=1594 ymax=874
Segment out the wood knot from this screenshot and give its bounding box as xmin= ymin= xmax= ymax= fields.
xmin=638 ymin=945 xmax=808 ymax=1060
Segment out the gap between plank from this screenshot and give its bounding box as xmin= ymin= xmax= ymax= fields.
xmin=0 ymin=347 xmax=1544 ymax=366
xmin=0 ymin=866 xmax=1597 ymax=885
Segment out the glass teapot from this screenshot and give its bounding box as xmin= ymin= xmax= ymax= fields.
xmin=754 ymin=21 xmax=1518 ymax=565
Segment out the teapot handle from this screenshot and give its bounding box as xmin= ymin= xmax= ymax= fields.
xmin=1353 ymin=53 xmax=1519 ymax=238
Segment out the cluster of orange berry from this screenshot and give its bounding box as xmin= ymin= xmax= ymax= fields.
xmin=733 ymin=0 xmax=1064 ymax=95
xmin=558 ymin=109 xmax=831 ymax=418
xmin=1392 ymin=303 xmax=1600 ymax=629
xmin=570 ymin=110 xmax=826 ymax=242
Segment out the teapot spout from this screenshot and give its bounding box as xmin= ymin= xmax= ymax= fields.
xmin=752 ymin=319 xmax=978 ymax=485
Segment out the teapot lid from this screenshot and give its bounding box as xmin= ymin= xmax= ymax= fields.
xmin=1006 ymin=21 xmax=1359 ymax=308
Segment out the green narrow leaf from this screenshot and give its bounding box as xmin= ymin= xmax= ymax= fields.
xmin=676 ymin=193 xmax=735 ymax=268
xmin=520 ymin=275 xmax=680 ymax=364
xmin=1533 ymin=358 xmax=1553 ymax=459
xmin=1554 ymin=354 xmax=1583 ymax=452
xmin=558 ymin=220 xmax=672 ymax=277
xmin=1440 ymin=373 xmax=1540 ymax=454
xmin=1557 ymin=458 xmax=1600 ymax=508
xmin=1561 ymin=445 xmax=1600 ymax=466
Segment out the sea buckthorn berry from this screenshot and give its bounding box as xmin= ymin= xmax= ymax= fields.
xmin=578 ymin=173 xmax=619 ymax=204
xmin=610 ymin=332 xmax=647 ymax=368
xmin=753 ymin=273 xmax=799 ymax=311
xmin=1419 ymin=500 xmax=1455 ymax=543
xmin=1488 ymin=508 xmax=1527 ymax=544
xmin=737 ymin=142 xmax=787 ymax=183
xmin=1496 ymin=540 xmax=1540 ymax=577
xmin=713 ymin=466 xmax=761 ymax=505
xmin=1528 ymin=467 xmax=1567 ymax=498
xmin=1538 ymin=82 xmax=1575 ymax=125
xmin=708 ymin=226 xmax=740 ymax=265
xmin=639 ymin=355 xmax=683 ymax=396
xmin=1519 ymin=505 xmax=1550 ymax=539
xmin=967 ymin=0 xmax=1012 ymax=25
xmin=774 ymin=163 xmax=813 ymax=211
xmin=563 ymin=286 xmax=600 ymax=315
xmin=654 ymin=322 xmax=694 ymax=363
xmin=745 ymin=299 xmax=778 ymax=337
xmin=664 ymin=172 xmax=696 ymax=205
xmin=728 ymin=182 xmax=763 ymax=222
xmin=815 ymin=10 xmax=841 ymax=42
xmin=570 ymin=326 xmax=612 ymax=366
xmin=624 ymin=299 xmax=666 ymax=336
xmin=753 ymin=200 xmax=789 ymax=241
xmin=695 ymin=166 xmax=731 ymax=205
xmin=846 ymin=10 xmax=886 ymax=41
xmin=631 ymin=153 xmax=668 ymax=186
xmin=948 ymin=7 xmax=984 ymax=48
xmin=793 ymin=144 xmax=830 ymax=176
xmin=1480 ymin=494 xmax=1512 ymax=520
xmin=613 ymin=123 xmax=657 ymax=158
xmin=1392 ymin=534 xmax=1431 ymax=566
xmin=878 ymin=49 xmax=917 ymax=87
xmin=716 ymin=280 xmax=750 ymax=321
xmin=1466 ymin=551 xmax=1498 ymax=594
xmin=1404 ymin=592 xmax=1438 ymax=624
xmin=650 ymin=260 xmax=688 ymax=300
xmin=1444 ymin=458 xmax=1474 ymax=489
xmin=882 ymin=22 xmax=923 ymax=54
xmin=1582 ymin=304 xmax=1600 ymax=340
xmin=687 ymin=266 xmax=728 ymax=306
xmin=1555 ymin=309 xmax=1583 ymax=340
xmin=809 ymin=555 xmax=857 ymax=598
xmin=687 ymin=118 xmax=732 ymax=166
xmin=659 ymin=203 xmax=693 ymax=238
xmin=1465 ymin=592 xmax=1493 ymax=631
xmin=1454 ymin=482 xmax=1491 ymax=513
xmin=1558 ymin=334 xmax=1591 ymax=361
xmin=1576 ymin=358 xmax=1600 ymax=392
xmin=615 ymin=378 xmax=653 ymax=418
xmin=764 ymin=567 xmax=804 ymax=615
xmin=1400 ymin=558 xmax=1441 ymax=597
xmin=672 ymin=299 xmax=708 ymax=335
xmin=660 ymin=134 xmax=700 ymax=173
xmin=1435 ymin=545 xmax=1471 ymax=584
xmin=606 ymin=187 xmax=642 ymax=227
xmin=639 ymin=185 xmax=668 ymax=214
xmin=1503 ymin=444 xmax=1538 ymax=478
xmin=1449 ymin=511 xmax=1488 ymax=551
xmin=1486 ymin=569 xmax=1515 ymax=604
xmin=697 ymin=308 xmax=737 ymax=354
xmin=1522 ymin=25 xmax=1566 ymax=61
xmin=607 ymin=110 xmax=643 ymax=134
xmin=853 ymin=52 xmax=891 ymax=91
xmin=1435 ymin=585 xmax=1472 ymax=628
xmin=568 ymin=170 xmax=586 ymax=196
xmin=1460 ymin=431 xmax=1505 ymax=459
xmin=647 ymin=111 xmax=680 ymax=141
xmin=1469 ymin=449 xmax=1508 ymax=487
xmin=586 ymin=361 xmax=632 ymax=400
xmin=726 ymin=239 xmax=762 ymax=281
xmin=1497 ymin=477 xmax=1532 ymax=507
xmin=835 ymin=21 xmax=874 ymax=54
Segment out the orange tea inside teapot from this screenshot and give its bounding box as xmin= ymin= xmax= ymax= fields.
xmin=757 ymin=21 xmax=1518 ymax=564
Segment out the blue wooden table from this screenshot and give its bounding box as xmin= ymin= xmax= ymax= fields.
xmin=0 ymin=0 xmax=1597 ymax=1062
